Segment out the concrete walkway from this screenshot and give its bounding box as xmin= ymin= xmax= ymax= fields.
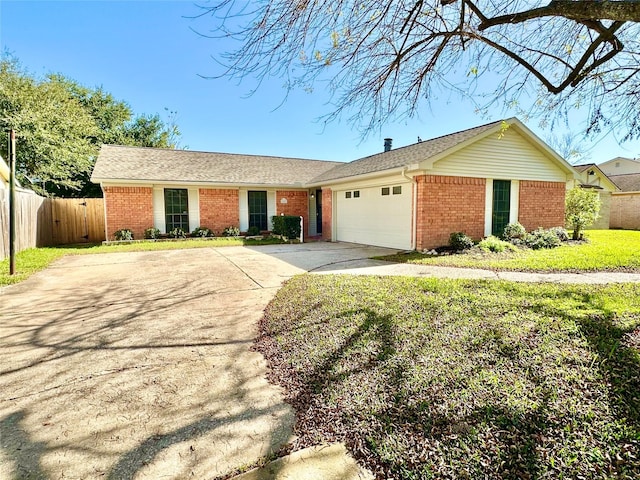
xmin=310 ymin=258 xmax=640 ymax=283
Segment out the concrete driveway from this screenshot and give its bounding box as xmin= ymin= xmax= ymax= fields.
xmin=0 ymin=242 xmax=396 ymax=480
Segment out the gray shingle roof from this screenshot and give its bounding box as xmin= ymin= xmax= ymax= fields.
xmin=309 ymin=120 xmax=503 ymax=183
xmin=573 ymin=164 xmax=596 ymax=173
xmin=91 ymin=145 xmax=342 ymax=186
xmin=609 ymin=173 xmax=640 ymax=192
xmin=91 ymin=119 xmax=506 ymax=187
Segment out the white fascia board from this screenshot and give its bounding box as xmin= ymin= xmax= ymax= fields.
xmin=97 ymin=179 xmax=309 ymax=190
xmin=310 ymin=167 xmax=424 ymax=189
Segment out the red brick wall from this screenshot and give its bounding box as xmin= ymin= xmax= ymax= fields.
xmin=415 ymin=175 xmax=486 ymax=250
xmin=518 ymin=181 xmax=566 ymax=230
xmin=321 ymin=188 xmax=332 ymax=241
xmin=103 ymin=186 xmax=153 ymax=240
xmin=276 ymin=190 xmax=309 ymax=238
xmin=199 ymin=188 xmax=240 ymax=235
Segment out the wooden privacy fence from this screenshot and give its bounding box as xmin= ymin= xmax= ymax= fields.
xmin=0 ymin=189 xmax=105 ymax=259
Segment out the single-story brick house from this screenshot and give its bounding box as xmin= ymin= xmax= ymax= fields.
xmin=91 ymin=117 xmax=578 ymax=250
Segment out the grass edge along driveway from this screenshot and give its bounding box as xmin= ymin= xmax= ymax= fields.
xmin=257 ymin=274 xmax=640 ymax=479
xmin=378 ymin=230 xmax=640 ymax=273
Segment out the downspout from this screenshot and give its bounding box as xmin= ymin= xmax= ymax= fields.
xmin=402 ymin=167 xmax=417 ymax=251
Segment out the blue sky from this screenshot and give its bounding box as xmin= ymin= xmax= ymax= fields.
xmin=1 ymin=0 xmax=639 ymax=164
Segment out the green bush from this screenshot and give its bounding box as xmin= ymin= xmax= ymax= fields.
xmin=549 ymin=226 xmax=570 ymax=242
xmin=168 ymin=227 xmax=186 ymax=238
xmin=449 ymin=232 xmax=474 ymax=251
xmin=523 ymin=228 xmax=561 ymax=249
xmin=478 ymin=236 xmax=518 ymax=253
xmin=222 ymin=226 xmax=240 ymax=237
xmin=272 ymin=215 xmax=302 ymax=239
xmin=114 ymin=229 xmax=133 ymax=241
xmin=247 ymin=225 xmax=261 ymax=236
xmin=565 ymin=187 xmax=601 ymax=240
xmin=503 ymin=222 xmax=526 ymax=240
xmin=192 ymin=226 xmax=212 ymax=237
xmin=144 ymin=228 xmax=160 ymax=239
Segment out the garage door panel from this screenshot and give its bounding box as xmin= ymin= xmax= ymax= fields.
xmin=336 ymin=184 xmax=412 ymax=250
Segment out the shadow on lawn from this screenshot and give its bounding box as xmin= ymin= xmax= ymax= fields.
xmin=258 ymin=281 xmax=640 ymax=479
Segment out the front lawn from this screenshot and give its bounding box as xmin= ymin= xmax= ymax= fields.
xmin=379 ymin=230 xmax=640 ymax=272
xmin=258 ymin=275 xmax=640 ymax=479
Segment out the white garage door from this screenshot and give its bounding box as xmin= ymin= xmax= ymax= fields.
xmin=335 ymin=183 xmax=412 ymax=250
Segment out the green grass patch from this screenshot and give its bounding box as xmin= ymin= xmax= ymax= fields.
xmin=258 ymin=275 xmax=640 ymax=479
xmin=0 ymin=236 xmax=287 ymax=287
xmin=380 ymin=230 xmax=640 ymax=272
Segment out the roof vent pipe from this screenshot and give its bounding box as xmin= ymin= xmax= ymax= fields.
xmin=384 ymin=138 xmax=393 ymax=152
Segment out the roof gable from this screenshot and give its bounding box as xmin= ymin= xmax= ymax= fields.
xmin=573 ymin=164 xmax=619 ymax=192
xmin=309 ymin=120 xmax=504 ymax=183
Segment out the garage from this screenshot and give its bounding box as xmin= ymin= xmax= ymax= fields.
xmin=335 ymin=182 xmax=413 ymax=250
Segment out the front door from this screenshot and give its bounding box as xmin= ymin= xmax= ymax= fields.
xmin=248 ymin=191 xmax=268 ymax=230
xmin=315 ymin=189 xmax=322 ymax=234
xmin=492 ymin=180 xmax=511 ymax=236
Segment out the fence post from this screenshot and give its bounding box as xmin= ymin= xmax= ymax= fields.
xmin=8 ymin=129 xmax=16 ymax=275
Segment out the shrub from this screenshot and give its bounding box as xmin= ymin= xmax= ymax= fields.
xmin=272 ymin=215 xmax=302 ymax=240
xmin=247 ymin=225 xmax=261 ymax=236
xmin=192 ymin=226 xmax=212 ymax=237
xmin=523 ymin=228 xmax=561 ymax=249
xmin=549 ymin=226 xmax=570 ymax=242
xmin=168 ymin=227 xmax=186 ymax=238
xmin=222 ymin=226 xmax=240 ymax=237
xmin=449 ymin=232 xmax=474 ymax=251
xmin=502 ymin=222 xmax=526 ymax=240
xmin=144 ymin=227 xmax=160 ymax=239
xmin=114 ymin=229 xmax=133 ymax=241
xmin=478 ymin=236 xmax=518 ymax=253
xmin=565 ymin=187 xmax=601 ymax=240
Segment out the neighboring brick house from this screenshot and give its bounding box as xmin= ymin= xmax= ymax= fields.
xmin=91 ymin=117 xmax=578 ymax=250
xmin=608 ymin=173 xmax=640 ymax=230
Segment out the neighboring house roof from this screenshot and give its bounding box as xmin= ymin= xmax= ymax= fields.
xmin=91 ymin=145 xmax=342 ymax=186
xmin=608 ymin=173 xmax=640 ymax=192
xmin=572 ymin=163 xmax=619 ymax=192
xmin=573 ymin=163 xmax=595 ymax=173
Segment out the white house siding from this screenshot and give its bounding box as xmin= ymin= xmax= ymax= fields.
xmin=153 ymin=187 xmax=165 ymax=233
xmin=187 ymin=187 xmax=199 ymax=232
xmin=428 ymin=128 xmax=567 ymax=182
xmin=599 ymin=158 xmax=640 ymax=176
xmin=333 ymin=178 xmax=413 ymax=250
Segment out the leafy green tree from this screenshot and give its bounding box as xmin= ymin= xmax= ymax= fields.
xmin=0 ymin=59 xmax=98 ymax=194
xmin=0 ymin=57 xmax=181 ymax=197
xmin=205 ymin=1 xmax=640 ymax=138
xmin=565 ymin=187 xmax=601 ymax=240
